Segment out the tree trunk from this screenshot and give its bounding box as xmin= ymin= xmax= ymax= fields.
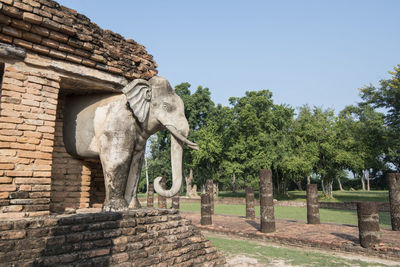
xmin=281 ymin=175 xmax=288 ymax=196
xmin=145 ymin=156 xmax=149 ymax=194
xmin=307 ymin=175 xmax=311 ymax=185
xmin=321 ymin=178 xmax=326 ymax=194
xmin=328 ymin=181 xmax=333 ymax=197
xmin=295 ymin=180 xmax=303 ymax=191
xmin=232 ymin=173 xmax=236 ymax=193
xmin=361 ymin=172 xmax=366 ymax=190
xmin=365 ymin=169 xmax=370 ymax=191
xmin=185 ymin=168 xmax=193 ymax=196
xmin=337 ymin=176 xmax=343 ymax=191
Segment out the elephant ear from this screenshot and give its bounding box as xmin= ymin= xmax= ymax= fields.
xmin=122 ymin=79 xmax=152 ymax=123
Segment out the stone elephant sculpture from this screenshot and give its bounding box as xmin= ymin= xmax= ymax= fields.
xmin=63 ymin=76 xmax=198 ymax=211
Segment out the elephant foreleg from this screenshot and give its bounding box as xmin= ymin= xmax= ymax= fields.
xmin=125 ymin=149 xmax=145 ymax=209
xmin=98 ymin=132 xmax=134 ymax=212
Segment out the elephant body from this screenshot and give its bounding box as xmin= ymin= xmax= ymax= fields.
xmin=62 ymin=77 xmax=198 ymax=211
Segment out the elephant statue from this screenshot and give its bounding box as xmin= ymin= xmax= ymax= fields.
xmin=63 ymin=76 xmax=198 ymax=211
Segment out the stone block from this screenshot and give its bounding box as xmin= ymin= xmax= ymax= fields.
xmin=1 ymin=230 xmax=26 ymax=240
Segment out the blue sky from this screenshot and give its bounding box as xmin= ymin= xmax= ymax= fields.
xmin=57 ymin=0 xmax=400 ymax=112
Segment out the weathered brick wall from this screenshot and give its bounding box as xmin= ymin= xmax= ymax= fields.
xmin=0 ymin=59 xmax=108 ymax=216
xmin=0 ymin=62 xmax=60 ymax=218
xmin=0 ymin=209 xmax=225 ymax=266
xmin=0 ymin=0 xmax=157 ymax=80
xmin=89 ymin=159 xmax=105 ymax=208
xmin=50 ymin=94 xmax=99 ymax=213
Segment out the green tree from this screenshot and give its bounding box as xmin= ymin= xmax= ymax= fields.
xmin=284 ymin=106 xmax=320 ymax=190
xmin=339 ymin=105 xmax=385 ymax=190
xmin=225 ymin=90 xmax=294 ymax=194
xmin=359 ymin=65 xmax=400 ymax=170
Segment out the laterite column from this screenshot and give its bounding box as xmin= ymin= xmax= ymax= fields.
xmin=206 ymin=179 xmax=214 ymax=214
xmin=158 ymin=176 xmax=167 ymax=208
xmin=245 ymin=187 xmax=255 ymax=219
xmin=147 ymin=184 xmax=154 ymax=208
xmin=201 ymin=193 xmax=212 ymax=225
xmin=387 ymin=173 xmax=400 ymax=231
xmin=172 ymin=196 xmax=180 ymax=209
xmin=357 ymin=202 xmax=380 ymax=248
xmin=259 ymin=169 xmax=275 ymax=233
xmin=306 ymin=184 xmax=320 ymax=224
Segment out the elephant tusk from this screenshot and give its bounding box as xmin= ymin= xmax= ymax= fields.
xmin=164 ymin=125 xmax=199 ymax=151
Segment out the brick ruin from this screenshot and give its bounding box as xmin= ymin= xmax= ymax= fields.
xmin=0 ymin=1 xmax=226 ymax=265
xmin=0 ymin=0 xmax=159 ymax=217
xmin=0 ymin=209 xmax=225 ymax=266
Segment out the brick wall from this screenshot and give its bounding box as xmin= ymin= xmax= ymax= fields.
xmin=50 ymin=94 xmax=105 ymax=213
xmin=0 ymin=0 xmax=157 ymax=80
xmin=0 ymin=62 xmax=60 ymax=218
xmin=0 ymin=208 xmax=226 ymax=266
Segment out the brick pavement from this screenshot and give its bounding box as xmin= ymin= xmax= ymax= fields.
xmin=181 ymin=211 xmax=400 ymax=260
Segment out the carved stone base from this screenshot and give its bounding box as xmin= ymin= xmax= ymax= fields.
xmin=0 ymin=209 xmax=225 ymax=266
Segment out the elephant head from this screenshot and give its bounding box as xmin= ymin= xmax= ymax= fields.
xmin=123 ymin=76 xmax=198 ymax=198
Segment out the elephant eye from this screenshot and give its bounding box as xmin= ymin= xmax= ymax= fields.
xmin=162 ymin=103 xmax=172 ymax=112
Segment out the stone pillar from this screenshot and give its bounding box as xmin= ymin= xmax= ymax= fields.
xmin=259 ymin=169 xmax=275 ymax=233
xmin=158 ymin=176 xmax=167 ymax=209
xmin=245 ymin=187 xmax=255 ymax=219
xmin=357 ymin=202 xmax=380 ymax=248
xmin=306 ymin=184 xmax=320 ymax=224
xmin=201 ymin=193 xmax=212 ymax=225
xmin=387 ymin=173 xmax=400 ymax=231
xmin=147 ymin=184 xmax=154 ymax=208
xmin=206 ymin=179 xmax=214 ymax=214
xmin=172 ymin=196 xmax=180 ymax=210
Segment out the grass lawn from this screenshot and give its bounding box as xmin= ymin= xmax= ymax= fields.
xmin=218 ymin=190 xmax=389 ymax=202
xmin=139 ymin=190 xmax=389 ymax=202
xmin=178 ymin=202 xmax=391 ymax=228
xmin=207 ymin=234 xmax=395 ymax=267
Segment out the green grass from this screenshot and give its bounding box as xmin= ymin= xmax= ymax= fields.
xmin=207 ymin=234 xmax=394 ymax=267
xmin=218 ymin=190 xmax=389 ymax=202
xmin=179 ymin=202 xmax=391 ymax=228
xmin=139 ymin=190 xmax=389 ymax=203
xmin=285 ymin=190 xmax=389 ymax=202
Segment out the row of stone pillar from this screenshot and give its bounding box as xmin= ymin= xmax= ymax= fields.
xmin=146 ymin=177 xmax=180 ymax=209
xmin=148 ymin=172 xmax=400 ymax=249
xmin=200 ymin=170 xmax=399 ymax=249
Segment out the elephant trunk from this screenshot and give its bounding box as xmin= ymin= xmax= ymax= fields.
xmin=154 ymin=134 xmax=183 ymax=198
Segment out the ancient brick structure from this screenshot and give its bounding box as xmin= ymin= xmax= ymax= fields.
xmin=158 ymin=176 xmax=167 ymax=209
xmin=357 ymin=202 xmax=380 ymax=248
xmin=387 ymin=173 xmax=400 ymax=231
xmin=0 ymin=209 xmax=225 ymax=266
xmin=0 ymin=1 xmax=227 ymax=265
xmin=201 ymin=193 xmax=212 ymax=226
xmin=245 ymin=187 xmax=255 ymax=220
xmin=205 ymin=179 xmax=214 ymax=214
xmin=147 ymin=183 xmax=154 ymax=208
xmin=172 ymin=196 xmax=180 ymax=210
xmin=306 ymin=184 xmax=320 ymax=224
xmin=259 ymin=169 xmax=275 ymax=233
xmin=0 ymin=0 xmax=158 ymax=217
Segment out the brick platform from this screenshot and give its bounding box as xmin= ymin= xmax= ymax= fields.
xmin=0 ymin=209 xmax=225 ymax=266
xmin=182 ymin=212 xmax=400 ymax=260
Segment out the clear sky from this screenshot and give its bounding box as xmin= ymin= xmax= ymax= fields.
xmin=57 ymin=0 xmax=400 ymax=112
